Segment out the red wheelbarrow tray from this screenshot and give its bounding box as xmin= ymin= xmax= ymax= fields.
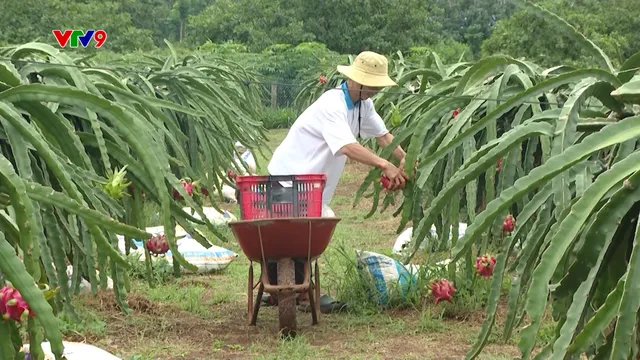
xmin=228 ymin=217 xmax=341 ymax=263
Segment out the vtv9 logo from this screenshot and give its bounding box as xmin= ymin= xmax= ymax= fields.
xmin=52 ymin=29 xmax=107 ymax=48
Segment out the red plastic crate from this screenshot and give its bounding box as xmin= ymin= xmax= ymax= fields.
xmin=236 ymin=174 xmax=326 ymax=220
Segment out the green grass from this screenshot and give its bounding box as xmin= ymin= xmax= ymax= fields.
xmin=56 ymin=129 xmax=553 ymax=359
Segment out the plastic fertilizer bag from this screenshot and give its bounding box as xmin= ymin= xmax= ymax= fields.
xmin=392 ymin=223 xmax=468 ymax=255
xmin=232 ymin=141 xmax=257 ymax=175
xmin=182 ymin=206 xmax=237 ymax=226
xmin=66 ymin=265 xmax=112 ymax=293
xmin=21 ymin=341 xmax=121 ymax=360
xmin=165 ymin=236 xmax=239 ymax=272
xmin=355 ymin=250 xmax=418 ymax=306
xmin=117 ymin=227 xmax=238 ymax=273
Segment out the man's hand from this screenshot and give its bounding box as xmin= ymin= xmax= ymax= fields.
xmin=381 ymin=161 xmax=409 ymax=190
xmin=339 ymin=143 xmax=409 ymax=189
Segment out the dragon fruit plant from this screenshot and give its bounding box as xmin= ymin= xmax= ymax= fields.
xmin=0 ymin=40 xmax=265 ymax=358
xmin=363 ymin=6 xmax=640 ymax=356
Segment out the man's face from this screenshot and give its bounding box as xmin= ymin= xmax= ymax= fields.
xmin=358 ymin=85 xmax=383 ymax=100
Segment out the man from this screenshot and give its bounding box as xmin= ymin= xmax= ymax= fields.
xmin=269 ymin=51 xmax=408 ymax=200
xmin=263 ymin=51 xmax=409 ymax=306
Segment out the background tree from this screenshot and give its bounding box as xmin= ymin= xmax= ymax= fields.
xmin=481 ymin=0 xmax=640 ymax=67
xmin=1 ymin=0 xmax=638 ymax=77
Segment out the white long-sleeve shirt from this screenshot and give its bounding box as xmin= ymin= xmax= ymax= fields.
xmin=268 ymin=82 xmax=388 ymax=205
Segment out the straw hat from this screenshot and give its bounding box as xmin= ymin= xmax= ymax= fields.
xmin=337 ymin=51 xmax=397 ymax=87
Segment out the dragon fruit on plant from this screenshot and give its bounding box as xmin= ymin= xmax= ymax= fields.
xmin=172 ymin=179 xmax=194 ymax=201
xmin=502 ymin=213 xmax=516 ymax=233
xmin=475 ymin=254 xmax=497 ymax=279
xmin=101 ymin=166 xmax=131 ymax=200
xmin=431 ymin=279 xmax=456 ymax=305
xmin=381 ymin=160 xmax=418 ymax=189
xmin=0 ymin=284 xmax=33 ymax=322
xmin=182 ymin=181 xmax=194 ymax=195
xmin=128 ymin=183 xmax=146 ymax=199
xmin=145 ymin=234 xmax=169 ymax=256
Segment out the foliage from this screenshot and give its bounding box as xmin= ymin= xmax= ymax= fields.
xmin=432 ymin=0 xmax=518 ymax=57
xmin=3 ymin=0 xmax=638 ymax=87
xmin=0 ymin=41 xmax=265 ymax=358
xmin=298 ymin=0 xmax=444 ymax=55
xmin=257 ymin=42 xmax=345 ymax=81
xmin=261 ymin=108 xmax=298 ymax=129
xmin=406 ymin=39 xmax=474 ymax=66
xmin=0 ymin=0 xmax=160 ymax=52
xmin=89 ymin=41 xmax=346 ymax=109
xmin=342 ymin=1 xmax=640 ymax=358
xmin=187 ymin=0 xmax=316 ymax=52
xmin=2 ymin=0 xmax=639 ymax=75
xmin=482 ymin=0 xmax=640 ymax=68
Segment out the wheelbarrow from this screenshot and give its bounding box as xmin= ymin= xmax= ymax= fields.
xmin=228 ymin=217 xmax=340 ymax=336
xmin=227 ymin=174 xmax=341 ymax=337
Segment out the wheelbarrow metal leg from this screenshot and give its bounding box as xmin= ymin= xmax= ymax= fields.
xmin=314 ymin=261 xmax=321 ymax=317
xmin=251 ymin=282 xmax=264 ymax=326
xmin=308 ymin=267 xmax=318 ymax=325
xmin=247 ymin=262 xmax=254 ymax=325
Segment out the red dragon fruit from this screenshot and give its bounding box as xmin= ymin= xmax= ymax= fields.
xmin=0 ymin=285 xmax=33 ymax=322
xmin=128 ymin=183 xmax=145 ymax=199
xmin=431 ymin=279 xmax=456 ymax=305
xmin=496 ymin=158 xmax=503 ymax=172
xmin=172 ymin=180 xmax=194 ymax=201
xmin=227 ymin=169 xmax=237 ymax=182
xmin=182 ymin=181 xmax=194 ymax=195
xmin=502 ymin=213 xmax=516 ymax=233
xmin=476 ymin=254 xmax=497 ymax=278
xmin=172 ymin=188 xmax=181 ymax=200
xmin=380 ymin=175 xmax=391 ymax=190
xmin=452 ymin=108 xmax=460 ymax=118
xmin=145 ymin=234 xmax=169 ymax=256
xmin=318 ymin=75 xmax=327 ymax=84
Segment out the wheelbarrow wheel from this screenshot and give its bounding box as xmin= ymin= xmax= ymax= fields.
xmin=277 ymin=258 xmax=297 ymax=338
